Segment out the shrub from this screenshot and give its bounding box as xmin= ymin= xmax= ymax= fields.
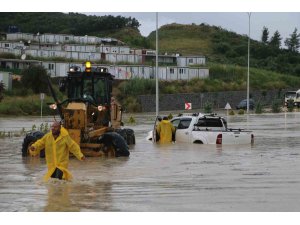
xmin=287 ymin=99 xmax=294 ymax=112
xmin=213 ymin=42 xmax=231 ymax=54
xmin=21 ymin=65 xmax=49 ymax=94
xmin=0 ymin=81 xmax=4 ymax=102
xmin=127 ymin=116 xmax=136 ymax=124
xmin=204 ymin=102 xmax=212 ymax=113
xmin=238 ymin=109 xmax=245 ymax=115
xmin=255 ymin=101 xmax=263 ymax=114
xmin=0 ymin=52 xmax=16 ymax=59
xmin=0 ymin=95 xmax=54 ymax=116
xmin=123 ymin=96 xmax=141 ymax=113
xmin=271 ymin=100 xmax=281 ymax=113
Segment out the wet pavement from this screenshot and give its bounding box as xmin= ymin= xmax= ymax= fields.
xmin=0 ymin=112 xmax=300 ymax=211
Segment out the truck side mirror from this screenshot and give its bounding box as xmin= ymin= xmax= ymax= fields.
xmin=59 ymin=79 xmax=66 ymax=92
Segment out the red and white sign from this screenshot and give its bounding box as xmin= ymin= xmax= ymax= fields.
xmin=185 ymin=102 xmax=192 ymax=110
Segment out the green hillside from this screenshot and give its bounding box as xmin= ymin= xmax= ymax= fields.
xmin=1 ymin=13 xmax=298 ymax=76
xmin=148 ymin=23 xmax=216 ymax=56
xmin=0 ymin=12 xmax=149 ymax=48
xmin=148 ymin=23 xmax=300 ymax=76
xmin=0 ymin=12 xmax=140 ymax=35
xmin=1 ymin=13 xmax=300 ymax=90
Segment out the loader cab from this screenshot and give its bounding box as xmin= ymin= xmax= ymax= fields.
xmin=63 ymin=62 xmax=113 ymax=106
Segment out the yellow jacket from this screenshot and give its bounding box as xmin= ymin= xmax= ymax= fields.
xmin=156 ymin=120 xmax=175 ymax=144
xmin=30 ymin=127 xmax=84 ymax=181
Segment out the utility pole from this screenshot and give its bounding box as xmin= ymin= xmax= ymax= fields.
xmin=247 ymin=12 xmax=251 ymax=114
xmin=37 ymin=32 xmax=41 ymax=50
xmin=155 ymin=12 xmax=159 ymax=117
xmin=40 ymin=93 xmax=44 ymax=120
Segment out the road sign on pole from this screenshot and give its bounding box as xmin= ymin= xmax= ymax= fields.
xmin=225 ymin=102 xmax=231 ymax=110
xmin=225 ymin=102 xmax=232 ymax=116
xmin=185 ymin=102 xmax=192 ymax=110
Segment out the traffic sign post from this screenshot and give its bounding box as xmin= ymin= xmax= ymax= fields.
xmin=224 ymin=102 xmax=232 ymax=116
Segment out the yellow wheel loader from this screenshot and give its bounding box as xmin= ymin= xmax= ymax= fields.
xmin=22 ymin=62 xmax=135 ymax=157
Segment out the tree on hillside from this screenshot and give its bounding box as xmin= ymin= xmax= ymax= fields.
xmin=269 ymin=30 xmax=282 ymax=49
xmin=21 ymin=65 xmax=49 ymax=94
xmin=284 ymin=28 xmax=300 ymax=52
xmin=0 ymin=12 xmax=141 ymax=35
xmin=0 ymin=81 xmax=4 ymax=102
xmin=261 ymin=26 xmax=269 ymax=44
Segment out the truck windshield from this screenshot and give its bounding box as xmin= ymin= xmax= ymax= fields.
xmin=285 ymin=92 xmax=296 ymax=98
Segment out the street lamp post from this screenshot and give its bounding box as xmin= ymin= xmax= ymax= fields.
xmin=247 ymin=12 xmax=251 ymax=114
xmin=37 ymin=32 xmax=41 ymax=50
xmin=155 ymin=12 xmax=159 ymax=117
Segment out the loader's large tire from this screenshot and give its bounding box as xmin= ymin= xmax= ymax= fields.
xmin=97 ymin=132 xmax=130 ymax=157
xmin=115 ymin=129 xmax=127 ymax=142
xmin=115 ymin=128 xmax=136 ymax=145
xmin=22 ymin=131 xmax=45 ymax=158
xmin=124 ymin=128 xmax=135 ymax=145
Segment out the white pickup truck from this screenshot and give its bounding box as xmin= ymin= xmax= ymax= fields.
xmin=147 ymin=113 xmax=254 ymax=145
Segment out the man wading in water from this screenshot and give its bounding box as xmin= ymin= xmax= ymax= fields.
xmin=29 ymin=121 xmax=85 ymax=181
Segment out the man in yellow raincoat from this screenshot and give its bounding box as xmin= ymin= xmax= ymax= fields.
xmin=156 ymin=116 xmax=175 ymax=144
xmin=29 ymin=121 xmax=85 ymax=181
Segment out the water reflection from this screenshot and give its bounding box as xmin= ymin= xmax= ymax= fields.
xmin=22 ymin=157 xmax=44 ymax=171
xmin=44 ymin=182 xmax=79 ymax=212
xmin=43 ymin=180 xmax=116 ymax=212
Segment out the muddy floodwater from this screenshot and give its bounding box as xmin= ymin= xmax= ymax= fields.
xmin=0 ymin=112 xmax=300 ymax=212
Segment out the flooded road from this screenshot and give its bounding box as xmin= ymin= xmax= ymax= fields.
xmin=0 ymin=112 xmax=300 ymax=212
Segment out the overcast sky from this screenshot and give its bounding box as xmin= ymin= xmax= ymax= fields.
xmin=89 ymin=12 xmax=300 ymax=44
xmin=4 ymin=0 xmax=300 ymax=46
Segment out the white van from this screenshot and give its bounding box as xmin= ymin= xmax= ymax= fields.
xmin=284 ymin=89 xmax=300 ymax=107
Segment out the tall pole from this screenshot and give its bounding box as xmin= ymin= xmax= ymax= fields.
xmin=41 ymin=97 xmax=43 ymax=119
xmin=155 ymin=12 xmax=159 ymax=116
xmin=247 ymin=12 xmax=251 ymax=114
xmin=37 ymin=32 xmax=40 ymax=50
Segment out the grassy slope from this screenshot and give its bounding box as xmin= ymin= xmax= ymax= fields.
xmin=97 ymin=27 xmax=142 ymax=41
xmin=148 ymin=23 xmax=214 ymax=56
xmin=146 ymin=23 xmax=300 ymax=90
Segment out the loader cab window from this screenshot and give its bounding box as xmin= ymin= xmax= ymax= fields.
xmin=83 ymin=79 xmax=94 ymax=103
xmin=68 ymin=77 xmax=82 ymax=99
xmin=82 ymin=78 xmax=110 ymax=105
xmin=94 ymin=78 xmax=108 ymax=105
xmin=68 ymin=76 xmax=111 ymax=105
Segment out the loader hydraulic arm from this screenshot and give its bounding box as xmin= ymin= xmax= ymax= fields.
xmin=47 ymin=76 xmax=64 ymax=120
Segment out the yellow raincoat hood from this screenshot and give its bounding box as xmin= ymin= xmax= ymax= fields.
xmin=31 ymin=127 xmax=84 ymax=181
